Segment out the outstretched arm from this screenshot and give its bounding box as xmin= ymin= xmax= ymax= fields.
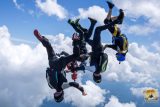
xmin=104 ymin=44 xmax=117 ymax=51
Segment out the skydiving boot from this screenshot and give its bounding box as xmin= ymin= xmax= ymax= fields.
xmin=34 ymin=29 xmax=50 ymax=47
xmin=88 ymin=17 xmax=97 ymax=24
xmin=106 ymin=1 xmax=114 ymax=9
xmin=75 ymin=18 xmax=80 ymax=25
xmin=117 ymin=9 xmax=124 ymax=24
xmin=34 ymin=29 xmax=43 ymax=41
xmin=68 ymin=19 xmax=75 ymax=25
xmin=75 ymin=18 xmax=88 ymax=32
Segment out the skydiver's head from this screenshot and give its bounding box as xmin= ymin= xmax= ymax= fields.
xmin=72 ymin=33 xmax=80 ymax=41
xmin=54 ymin=90 xmax=64 ymax=103
xmin=93 ymin=72 xmax=101 ymax=83
xmin=116 ymin=53 xmax=126 ymax=62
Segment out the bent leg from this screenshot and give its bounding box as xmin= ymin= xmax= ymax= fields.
xmin=68 ymin=19 xmax=84 ymax=35
xmin=69 ymin=82 xmax=84 ymax=93
xmin=92 ymin=26 xmax=103 ymax=47
xmin=77 ymin=23 xmax=88 ymax=32
xmin=85 ymin=18 xmax=97 ymax=40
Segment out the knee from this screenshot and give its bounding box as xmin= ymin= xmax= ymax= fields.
xmin=69 ymin=82 xmax=79 ymax=88
xmin=95 ymin=26 xmax=102 ymax=33
xmin=104 ymin=18 xmax=110 ymax=24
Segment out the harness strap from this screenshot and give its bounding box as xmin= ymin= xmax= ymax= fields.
xmin=113 ymin=25 xmax=118 ymax=36
xmin=120 ymin=34 xmax=128 ymax=53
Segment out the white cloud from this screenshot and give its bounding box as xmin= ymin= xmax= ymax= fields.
xmin=106 ymin=72 xmax=119 ymax=82
xmin=64 ymin=81 xmax=106 ymax=107
xmin=0 ymin=25 xmax=50 ymax=107
xmin=77 ymin=5 xmax=107 ymax=24
xmin=35 ymin=0 xmax=68 ymax=19
xmin=13 ymin=0 xmax=24 ymax=11
xmin=105 ymin=96 xmax=136 ymax=107
xmin=127 ymin=25 xmax=155 ymax=36
xmin=152 ymin=42 xmax=160 ymax=53
xmin=103 ymin=42 xmax=160 ymax=87
xmin=130 ymin=87 xmax=155 ymax=97
xmin=0 ymin=25 xmax=108 ymax=107
xmin=112 ymin=0 xmax=160 ymax=36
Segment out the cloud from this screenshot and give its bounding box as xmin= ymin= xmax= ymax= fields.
xmin=127 ymin=25 xmax=155 ymax=36
xmin=77 ymin=5 xmax=107 ymax=24
xmin=0 ymin=25 xmax=49 ymax=107
xmin=74 ymin=2 xmax=157 ymax=36
xmin=35 ymin=0 xmax=68 ymax=19
xmin=11 ymin=37 xmax=37 ymax=45
xmin=152 ymin=42 xmax=160 ymax=53
xmin=103 ymin=42 xmax=160 ymax=87
xmin=64 ymin=81 xmax=107 ymax=107
xmin=0 ymin=25 xmax=108 ymax=107
xmin=12 ymin=0 xmax=24 ymax=11
xmin=105 ymin=96 xmax=136 ymax=107
xmin=112 ymin=0 xmax=160 ymax=36
xmin=0 ymin=24 xmax=160 ymax=107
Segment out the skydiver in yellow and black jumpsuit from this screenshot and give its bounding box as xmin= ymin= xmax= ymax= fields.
xmin=104 ymin=1 xmax=128 ymax=62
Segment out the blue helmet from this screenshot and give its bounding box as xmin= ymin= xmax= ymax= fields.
xmin=116 ymin=53 xmax=125 ymax=62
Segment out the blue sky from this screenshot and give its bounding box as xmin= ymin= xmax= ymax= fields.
xmin=0 ymin=0 xmax=160 ymax=107
xmin=1 ymin=0 xmax=156 ymax=44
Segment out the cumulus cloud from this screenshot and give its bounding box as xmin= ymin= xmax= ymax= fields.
xmin=64 ymin=81 xmax=106 ymax=107
xmin=105 ymin=96 xmax=136 ymax=107
xmin=127 ymin=24 xmax=155 ymax=36
xmin=103 ymin=42 xmax=160 ymax=87
xmin=112 ymin=0 xmax=160 ymax=36
xmin=0 ymin=25 xmax=108 ymax=107
xmin=152 ymin=42 xmax=160 ymax=53
xmin=77 ymin=5 xmax=107 ymax=24
xmin=0 ymin=25 xmax=50 ymax=107
xmin=35 ymin=0 xmax=68 ymax=19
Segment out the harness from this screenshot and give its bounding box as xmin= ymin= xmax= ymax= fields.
xmin=120 ymin=34 xmax=128 ymax=53
xmin=113 ymin=25 xmax=119 ymax=36
xmin=99 ymin=53 xmax=108 ymax=72
xmin=89 ymin=52 xmax=108 ymax=73
xmin=112 ymin=34 xmax=128 ymax=54
xmin=46 ymin=67 xmax=67 ymax=90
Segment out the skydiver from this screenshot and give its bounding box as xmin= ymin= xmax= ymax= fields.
xmin=103 ymin=1 xmax=128 ymax=62
xmin=33 ymin=29 xmax=87 ymax=103
xmin=68 ymin=17 xmax=97 ymax=62
xmin=76 ymin=13 xmax=126 ymax=83
xmin=56 ymin=51 xmax=79 ymax=81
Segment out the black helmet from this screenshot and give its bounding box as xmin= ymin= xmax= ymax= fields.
xmin=93 ymin=72 xmax=101 ymax=83
xmin=54 ymin=90 xmax=64 ymax=103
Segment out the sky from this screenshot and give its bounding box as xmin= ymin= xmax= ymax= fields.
xmin=0 ymin=0 xmax=160 ymax=107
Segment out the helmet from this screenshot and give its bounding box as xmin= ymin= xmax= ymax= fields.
xmin=54 ymin=91 xmax=64 ymax=103
xmin=116 ymin=53 xmax=125 ymax=62
xmin=93 ymin=72 xmax=101 ymax=83
xmin=72 ymin=33 xmax=80 ymax=41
